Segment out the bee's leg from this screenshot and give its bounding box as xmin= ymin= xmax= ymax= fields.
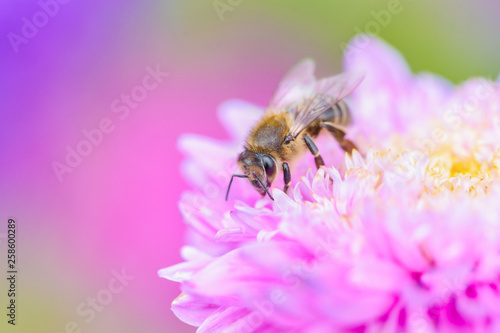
xmin=283 ymin=162 xmax=291 ymax=194
xmin=321 ymin=123 xmax=358 ymax=154
xmin=304 ymin=134 xmax=325 ymax=169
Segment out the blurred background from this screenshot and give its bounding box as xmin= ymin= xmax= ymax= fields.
xmin=0 ymin=1 xmax=499 ymax=332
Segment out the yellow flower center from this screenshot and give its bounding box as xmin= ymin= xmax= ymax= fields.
xmin=423 ymin=146 xmax=500 ymax=196
xmin=449 ymin=156 xmax=482 ymax=177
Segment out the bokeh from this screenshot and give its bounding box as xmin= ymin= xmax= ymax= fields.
xmin=1 ymin=1 xmax=499 ymax=332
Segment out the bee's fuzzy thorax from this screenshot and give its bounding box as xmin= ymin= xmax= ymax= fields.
xmin=245 ymin=110 xmax=305 ymax=163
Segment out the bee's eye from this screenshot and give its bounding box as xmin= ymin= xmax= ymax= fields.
xmin=262 ymin=155 xmax=276 ymax=178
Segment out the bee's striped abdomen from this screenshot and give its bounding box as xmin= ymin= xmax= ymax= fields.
xmin=319 ymin=101 xmax=351 ymax=127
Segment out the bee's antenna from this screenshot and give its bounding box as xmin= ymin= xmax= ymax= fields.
xmin=226 ymin=174 xmax=248 ymax=201
xmin=253 ymin=173 xmax=274 ymax=201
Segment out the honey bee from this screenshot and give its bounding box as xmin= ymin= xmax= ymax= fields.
xmin=226 ymin=59 xmax=364 ymax=201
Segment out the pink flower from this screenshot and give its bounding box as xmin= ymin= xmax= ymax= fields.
xmin=160 ymin=36 xmax=500 ymax=332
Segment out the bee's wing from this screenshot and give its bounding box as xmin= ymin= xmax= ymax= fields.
xmin=287 ymin=72 xmax=364 ymax=139
xmin=268 ymin=59 xmax=316 ymax=109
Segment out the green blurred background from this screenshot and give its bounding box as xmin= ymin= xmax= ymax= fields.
xmin=174 ymin=0 xmax=499 ymax=84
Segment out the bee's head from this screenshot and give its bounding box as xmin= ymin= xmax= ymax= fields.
xmin=232 ymin=150 xmax=277 ymax=200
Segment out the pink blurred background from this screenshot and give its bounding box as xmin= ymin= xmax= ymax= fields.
xmin=1 ymin=1 xmax=499 ymax=332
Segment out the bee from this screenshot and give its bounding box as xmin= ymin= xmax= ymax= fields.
xmin=225 ymin=59 xmax=364 ymax=201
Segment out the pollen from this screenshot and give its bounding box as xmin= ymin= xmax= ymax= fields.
xmin=423 ymin=145 xmax=499 ymax=196
xmin=449 ymin=157 xmax=482 ymax=177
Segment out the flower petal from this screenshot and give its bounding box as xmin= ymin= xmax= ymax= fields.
xmin=171 ymin=293 xmax=220 ymax=327
xmin=218 ymin=100 xmax=264 ymax=142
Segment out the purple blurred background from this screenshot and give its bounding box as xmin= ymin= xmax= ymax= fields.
xmin=1 ymin=1 xmax=499 ymax=332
